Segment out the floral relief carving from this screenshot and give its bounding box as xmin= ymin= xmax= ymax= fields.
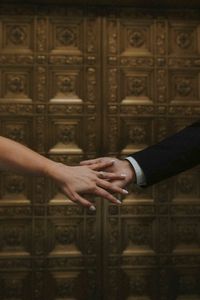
xmin=4 ymin=175 xmax=25 ymax=195
xmin=157 ymin=124 xmax=168 ymax=142
xmin=4 ymin=227 xmax=23 ymax=248
xmin=176 ymin=31 xmax=192 ymax=49
xmin=87 ymin=68 xmax=96 ymax=103
xmin=127 ymin=222 xmax=151 ymax=248
xmin=54 ymin=75 xmax=78 ymax=100
xmin=37 ymin=18 xmax=47 ymax=51
xmin=35 ymin=117 xmax=45 ymax=153
xmin=50 ymin=221 xmax=82 ymax=254
xmin=108 ymin=20 xmax=117 ymax=54
xmin=108 ymin=117 xmax=118 ymax=152
xmin=58 ymin=124 xmax=76 ymax=144
xmin=56 ymin=26 xmax=77 ymax=47
xmin=37 ymin=66 xmax=46 ymax=102
xmin=108 ymin=68 xmax=118 ymax=102
xmin=2 ymin=276 xmax=23 ymax=298
xmin=0 ymin=222 xmax=29 ymax=252
xmin=34 ymin=222 xmax=45 ymax=255
xmin=56 ymin=277 xmax=75 ymax=298
xmin=157 ymin=69 xmax=167 ymax=103
xmin=156 ymin=21 xmax=166 ymax=55
xmin=8 ymin=25 xmax=27 ymax=45
xmin=7 ymin=75 xmax=26 ymax=94
xmin=85 ymin=218 xmax=96 ymax=255
xmin=55 ymin=225 xmax=76 ymax=245
xmin=87 ymin=19 xmax=96 ymax=53
xmin=57 ymin=76 xmax=75 ymax=94
xmin=128 ymin=30 xmax=145 ymax=48
xmin=129 ymin=273 xmax=147 ymax=295
xmin=108 ymin=218 xmax=119 ymax=254
xmin=128 ymin=77 xmax=146 ymax=97
xmin=178 ymin=274 xmax=199 ymax=294
xmin=176 ymin=174 xmax=194 ymax=195
xmin=128 ymin=125 xmax=146 ymax=145
xmin=87 ymin=117 xmax=96 ymax=152
xmin=174 ymin=221 xmax=198 ymax=246
xmin=0 ymin=55 xmax=33 ymax=65
xmin=175 ymin=78 xmax=192 ymax=97
xmin=4 ymin=124 xmax=26 ymax=143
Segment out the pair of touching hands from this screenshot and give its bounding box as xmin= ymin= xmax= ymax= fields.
xmin=53 ymin=158 xmax=135 ymax=211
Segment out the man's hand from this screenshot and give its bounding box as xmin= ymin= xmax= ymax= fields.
xmin=47 ymin=160 xmax=128 ymax=210
xmin=80 ymin=157 xmax=136 ymax=188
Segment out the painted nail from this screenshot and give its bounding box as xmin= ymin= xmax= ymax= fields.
xmin=116 ymin=200 xmax=122 ymax=204
xmin=121 ymin=173 xmax=127 ymax=177
xmin=89 ymin=205 xmax=96 ymax=211
xmin=123 ymin=189 xmax=129 ymax=194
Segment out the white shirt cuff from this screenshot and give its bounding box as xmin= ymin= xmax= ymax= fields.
xmin=125 ymin=156 xmax=146 ymax=186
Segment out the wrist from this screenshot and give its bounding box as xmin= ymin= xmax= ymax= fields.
xmin=43 ymin=160 xmax=63 ymax=180
xmin=122 ymin=159 xmax=136 ymax=183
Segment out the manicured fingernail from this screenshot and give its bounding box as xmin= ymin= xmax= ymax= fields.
xmin=121 ymin=173 xmax=127 ymax=177
xmin=89 ymin=205 xmax=96 ymax=211
xmin=116 ymin=200 xmax=122 ymax=204
xmin=123 ymin=189 xmax=129 ymax=194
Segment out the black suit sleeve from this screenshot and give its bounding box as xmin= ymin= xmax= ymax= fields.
xmin=131 ymin=121 xmax=200 ymax=186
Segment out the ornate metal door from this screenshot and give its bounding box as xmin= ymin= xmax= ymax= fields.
xmin=0 ymin=4 xmax=200 ymax=300
xmin=102 ymin=8 xmax=200 ymax=300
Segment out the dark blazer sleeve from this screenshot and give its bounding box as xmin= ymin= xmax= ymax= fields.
xmin=131 ymin=121 xmax=200 ymax=186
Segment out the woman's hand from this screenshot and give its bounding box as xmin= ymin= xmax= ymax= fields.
xmin=47 ymin=161 xmax=128 ymax=210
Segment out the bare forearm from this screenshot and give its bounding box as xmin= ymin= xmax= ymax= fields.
xmin=0 ymin=136 xmax=56 ymax=176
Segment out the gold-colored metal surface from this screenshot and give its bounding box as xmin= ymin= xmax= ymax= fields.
xmin=0 ymin=5 xmax=200 ymax=300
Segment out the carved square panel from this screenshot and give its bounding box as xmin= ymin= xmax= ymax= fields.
xmin=1 ymin=69 xmax=33 ymax=101
xmin=49 ymin=18 xmax=83 ymax=54
xmin=169 ymin=22 xmax=199 ymax=55
xmin=0 ymin=220 xmax=31 ymax=255
xmin=1 ymin=119 xmax=32 ymax=145
xmin=47 ymin=219 xmax=83 ymax=255
xmin=172 ymin=218 xmax=200 ymax=253
xmin=0 ymin=272 xmax=31 ymax=299
xmin=169 ymin=71 xmax=199 ymax=103
xmin=49 ymin=68 xmax=83 ymax=103
xmin=121 ymin=218 xmax=156 ymax=255
xmin=0 ymin=173 xmax=30 ymax=203
xmin=120 ymin=20 xmax=154 ymax=56
xmin=1 ymin=19 xmax=34 ymax=52
xmin=172 ymin=171 xmax=199 ymax=202
xmin=48 ymin=118 xmax=83 ymax=155
xmin=108 ymin=268 xmax=157 ymax=300
xmin=47 ymin=270 xmax=97 ymax=300
xmin=124 ymin=269 xmax=157 ymax=300
xmin=172 ymin=269 xmax=200 ymax=300
xmin=120 ymin=69 xmax=154 ymax=104
xmin=120 ymin=118 xmax=153 ymax=154
xmin=50 ymin=271 xmax=80 ymax=300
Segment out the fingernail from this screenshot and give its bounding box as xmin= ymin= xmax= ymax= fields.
xmin=123 ymin=189 xmax=129 ymax=194
xmin=111 ymin=160 xmax=115 ymax=163
xmin=121 ymin=173 xmax=127 ymax=177
xmin=116 ymin=200 xmax=122 ymax=204
xmin=89 ymin=205 xmax=96 ymax=211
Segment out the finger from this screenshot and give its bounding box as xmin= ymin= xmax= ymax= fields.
xmin=73 ymin=193 xmax=96 ymax=211
xmin=89 ymin=160 xmax=115 ymax=171
xmin=97 ymin=179 xmax=128 ymax=195
xmin=94 ymin=187 xmax=122 ymax=205
xmin=63 ymin=188 xmax=93 ymax=209
xmin=80 ymin=158 xmax=101 ymax=165
xmin=97 ymin=171 xmax=126 ymax=180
